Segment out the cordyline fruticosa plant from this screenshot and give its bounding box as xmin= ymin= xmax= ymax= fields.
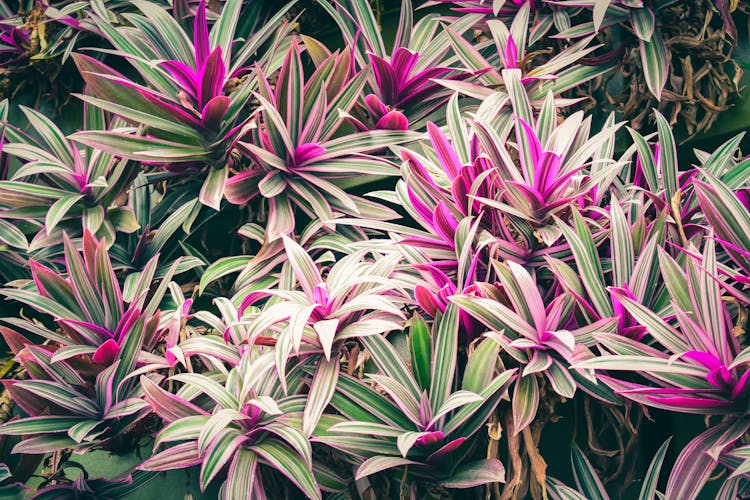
xmin=0 ymin=0 xmax=749 ymax=498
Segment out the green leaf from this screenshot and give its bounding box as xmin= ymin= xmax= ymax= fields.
xmin=654 ymin=110 xmax=677 ymax=201
xmin=360 ymin=334 xmax=421 ymax=399
xmin=0 ymin=416 xmax=87 ymax=435
xmin=444 ymin=369 xmax=516 ymax=437
xmin=146 ymin=199 xmax=199 ymax=257
xmin=450 ymin=295 xmax=536 ymax=338
xmin=639 ymin=31 xmax=669 ymax=100
xmin=70 ymin=131 xmax=209 ymax=162
xmin=409 ymin=315 xmax=432 ymax=391
xmin=571 ymin=443 xmax=610 ymax=500
xmin=134 ymin=1 xmax=195 ymax=61
xmin=511 ymin=375 xmax=539 ymax=435
xmin=573 ymin=356 xmax=707 ymax=377
xmin=198 ymin=409 xmax=244 ymax=454
xmin=430 ymin=304 xmax=460 ymax=413
xmin=155 ymin=416 xmax=210 ymax=446
xmin=63 ymin=233 xmax=106 ymax=325
xmin=0 ymin=289 xmax=79 ymax=320
xmin=430 ymin=390 xmax=483 ymax=426
xmin=199 ymin=255 xmax=253 ymax=293
xmin=609 ymin=197 xmax=634 ymax=287
xmin=355 ymin=456 xmax=420 ymax=480
xmin=630 ymin=7 xmax=655 ymax=42
xmin=44 ymin=194 xmax=83 ymax=234
xmin=75 ymin=94 xmax=202 ymax=141
xmin=281 ymin=235 xmax=322 ymax=297
xmin=251 ymin=439 xmax=321 ymax=500
xmin=171 ymin=373 xmax=238 ymax=409
xmin=0 ymin=219 xmax=28 ymax=249
xmin=225 ymin=448 xmax=258 ymax=499
xmin=20 ymin=106 xmax=74 ymax=166
xmin=462 ymin=337 xmax=500 ymax=393
xmin=638 ymin=437 xmax=671 ymax=500
xmin=200 ymin=428 xmax=246 ymax=490
xmin=328 ymin=421 xmax=403 ymax=438
xmin=441 ymin=459 xmax=506 ymax=488
xmin=332 ymin=373 xmax=414 ymax=429
xmin=556 ymin=210 xmax=613 ymax=317
xmin=199 ymin=167 xmax=228 ymax=210
xmin=303 ymin=357 xmax=340 ymax=438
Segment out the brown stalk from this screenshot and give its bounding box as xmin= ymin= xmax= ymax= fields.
xmin=486 ymin=412 xmax=502 ymax=500
xmin=499 ymin=411 xmax=523 ymax=500
xmin=522 ymin=426 xmax=548 ymax=500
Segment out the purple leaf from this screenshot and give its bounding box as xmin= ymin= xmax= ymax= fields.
xmin=194 ymin=0 xmax=210 ymax=68
xmin=375 ymin=110 xmax=409 ymax=130
xmin=92 ymin=339 xmax=120 ymax=365
xmin=200 ymin=47 xmax=226 ymax=108
xmin=201 ymin=95 xmax=230 ymax=130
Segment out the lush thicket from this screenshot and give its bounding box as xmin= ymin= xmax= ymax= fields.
xmin=0 ymin=0 xmax=749 ymax=498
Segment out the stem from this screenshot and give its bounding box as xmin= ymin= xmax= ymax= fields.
xmin=522 ymin=426 xmax=548 ymax=500
xmin=499 ymin=411 xmax=523 ymax=500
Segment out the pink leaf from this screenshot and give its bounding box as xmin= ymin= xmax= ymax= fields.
xmin=92 ymin=339 xmax=120 ymax=365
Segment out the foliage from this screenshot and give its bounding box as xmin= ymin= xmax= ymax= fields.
xmin=0 ymin=0 xmax=748 ymax=499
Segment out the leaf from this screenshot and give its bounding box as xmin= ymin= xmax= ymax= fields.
xmin=62 ymin=233 xmax=106 ymax=325
xmin=20 ymin=106 xmax=75 ymax=166
xmin=0 ymin=219 xmax=28 ymax=249
xmin=70 ymin=131 xmax=209 ymax=162
xmin=555 ymin=211 xmax=613 ymax=317
xmin=0 ymin=289 xmax=79 ymax=320
xmin=638 ymin=437 xmax=671 ymax=500
xmin=198 ymin=409 xmax=244 ymax=454
xmin=397 ymin=431 xmax=430 ymax=458
xmin=653 ymin=110 xmax=677 ymax=201
xmin=199 ymin=255 xmax=253 ymax=293
xmin=605 ymin=290 xmax=688 ymax=353
xmin=225 ymin=448 xmax=257 ymax=500
xmin=200 ymin=429 xmax=247 ymax=490
xmin=573 ymin=355 xmax=707 ymax=376
xmin=593 ymin=0 xmax=611 ymax=32
xmin=430 ymin=390 xmax=483 ymax=426
xmin=313 ymin=319 xmax=339 ymax=362
xmin=139 ymin=442 xmax=202 ymax=471
xmin=450 ymin=295 xmax=536 ymax=338
xmin=0 ymin=416 xmax=87 ymax=435
xmin=630 ymin=7 xmax=655 ymax=42
xmin=609 ymin=197 xmax=634 ymax=288
xmin=199 ymin=166 xmax=228 ymax=210
xmin=355 ymin=456 xmax=420 ymax=479
xmin=281 ymin=235 xmax=322 ymax=297
xmin=462 ymin=337 xmax=500 ymax=393
xmin=441 ymin=459 xmax=506 ymax=488
xmin=430 ymin=304 xmax=459 ymax=412
xmin=409 ymin=315 xmax=432 ymax=391
xmin=11 ymin=435 xmax=78 ymax=454
xmin=360 ymin=334 xmax=421 ymax=398
xmin=443 ymin=369 xmax=517 ymax=437
xmin=171 ymin=373 xmax=238 ymax=409
xmin=75 ymin=93 xmax=202 ymax=141
xmin=664 ymin=426 xmax=722 ymax=499
xmin=209 ymin=0 xmax=242 ymax=62
xmin=155 ymin=416 xmax=210 ymax=447
xmin=332 ymin=373 xmax=414 ymax=429
xmin=327 ymin=421 xmax=403 ymax=438
xmin=511 ymin=375 xmax=539 ymax=435
xmin=639 ymin=31 xmax=669 ymax=100
xmin=303 ymin=357 xmax=340 ymax=437
xmin=571 ymin=443 xmax=610 ymax=500
xmin=252 ymin=439 xmax=321 ymax=500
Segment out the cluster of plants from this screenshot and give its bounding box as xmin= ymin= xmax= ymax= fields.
xmin=0 ymin=0 xmax=748 ymax=498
